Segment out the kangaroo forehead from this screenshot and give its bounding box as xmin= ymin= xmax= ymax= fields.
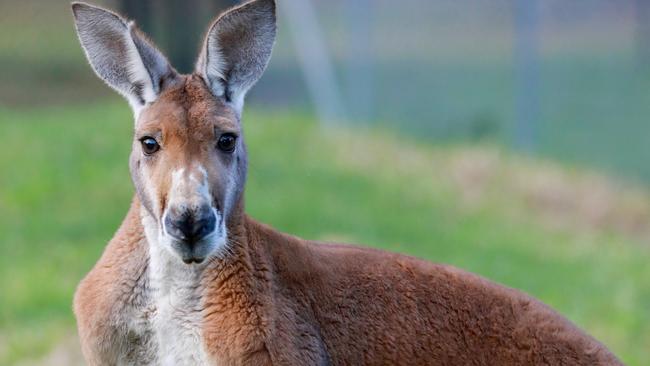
xmin=138 ymin=75 xmax=239 ymax=136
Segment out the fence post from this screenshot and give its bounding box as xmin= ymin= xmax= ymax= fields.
xmin=514 ymin=0 xmax=540 ymax=151
xmin=636 ymin=0 xmax=650 ymax=71
xmin=345 ymin=0 xmax=374 ymax=124
xmin=282 ymin=0 xmax=347 ymax=125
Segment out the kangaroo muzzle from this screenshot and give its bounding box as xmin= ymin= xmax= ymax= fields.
xmin=161 ymin=166 xmax=225 ymax=263
xmin=164 ymin=204 xmax=217 ymax=245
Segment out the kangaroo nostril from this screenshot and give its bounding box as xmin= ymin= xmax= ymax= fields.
xmin=164 ymin=213 xmax=192 ymax=241
xmin=194 ymin=211 xmax=216 ymax=240
xmin=164 ymin=207 xmax=216 ymax=244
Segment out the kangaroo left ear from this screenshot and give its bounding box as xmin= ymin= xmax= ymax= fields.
xmin=196 ymin=0 xmax=276 ymax=115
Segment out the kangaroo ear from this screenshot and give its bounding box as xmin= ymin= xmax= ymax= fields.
xmin=196 ymin=0 xmax=276 ymax=114
xmin=72 ymin=2 xmax=176 ymax=113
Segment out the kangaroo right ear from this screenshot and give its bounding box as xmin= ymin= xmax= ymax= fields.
xmin=196 ymin=0 xmax=276 ymax=115
xmin=71 ymin=2 xmax=176 ymax=114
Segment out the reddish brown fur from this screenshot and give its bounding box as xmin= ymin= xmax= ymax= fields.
xmin=130 ymin=76 xmax=240 ymax=218
xmin=74 ymin=76 xmax=623 ymax=365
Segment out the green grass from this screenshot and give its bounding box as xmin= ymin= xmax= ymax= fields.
xmin=1 ymin=101 xmax=649 ymax=365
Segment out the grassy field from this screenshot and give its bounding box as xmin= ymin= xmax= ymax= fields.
xmin=0 ymin=101 xmax=649 ymax=365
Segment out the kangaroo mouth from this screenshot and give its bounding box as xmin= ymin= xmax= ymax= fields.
xmin=182 ymin=256 xmax=206 ymax=264
xmin=175 ymin=241 xmax=212 ymax=265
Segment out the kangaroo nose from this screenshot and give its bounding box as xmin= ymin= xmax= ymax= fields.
xmin=164 ymin=205 xmax=216 ymax=244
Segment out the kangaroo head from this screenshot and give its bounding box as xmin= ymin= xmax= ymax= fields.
xmin=71 ymin=0 xmax=276 ymax=264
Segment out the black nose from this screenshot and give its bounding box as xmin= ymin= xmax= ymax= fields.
xmin=164 ymin=205 xmax=217 ymax=244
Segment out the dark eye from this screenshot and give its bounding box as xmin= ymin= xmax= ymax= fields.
xmin=140 ymin=137 xmax=160 ymax=155
xmin=217 ymin=133 xmax=237 ymax=153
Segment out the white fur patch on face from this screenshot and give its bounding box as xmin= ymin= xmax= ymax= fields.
xmin=166 ymin=167 xmax=210 ymax=210
xmin=152 ymin=165 xmax=228 ymax=263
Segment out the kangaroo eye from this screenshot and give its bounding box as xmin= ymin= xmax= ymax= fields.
xmin=217 ymin=133 xmax=237 ymax=153
xmin=140 ymin=137 xmax=160 ymax=155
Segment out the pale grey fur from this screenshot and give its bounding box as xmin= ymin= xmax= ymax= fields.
xmin=196 ymin=0 xmax=277 ymax=114
xmin=71 ymin=2 xmax=176 ymax=111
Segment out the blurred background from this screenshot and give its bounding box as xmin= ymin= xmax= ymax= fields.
xmin=1 ymin=0 xmax=649 ymax=364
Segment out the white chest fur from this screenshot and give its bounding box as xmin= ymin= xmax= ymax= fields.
xmin=147 ymin=244 xmax=211 ymax=366
xmin=122 ymin=211 xmax=214 ymax=365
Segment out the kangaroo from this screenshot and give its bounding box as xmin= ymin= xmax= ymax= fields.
xmin=71 ymin=1 xmax=622 ymax=365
